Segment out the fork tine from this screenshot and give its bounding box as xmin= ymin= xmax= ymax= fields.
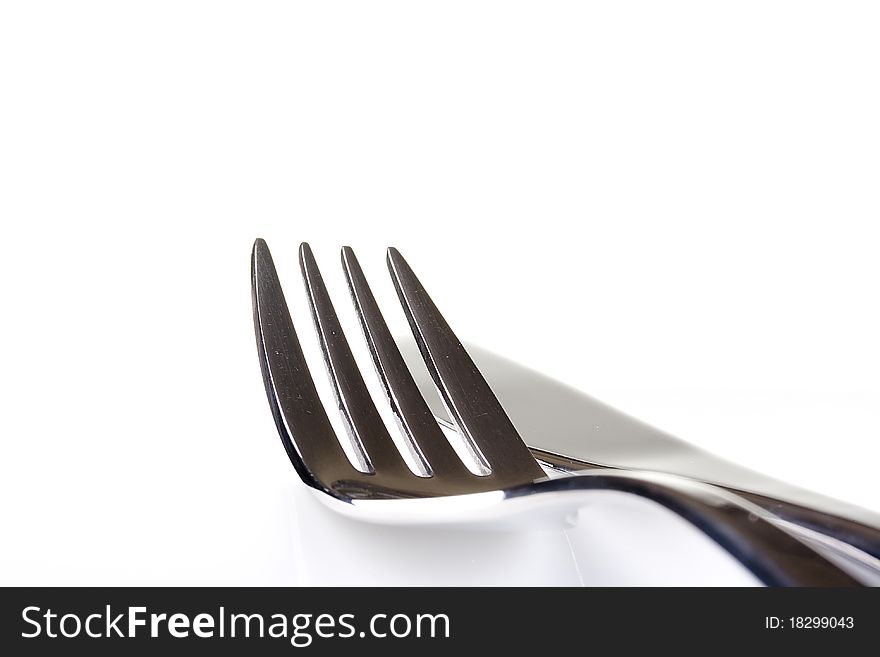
xmin=386 ymin=247 xmax=545 ymax=483
xmin=251 ymin=239 xmax=358 ymax=490
xmin=341 ymin=247 xmax=473 ymax=479
xmin=299 ymin=243 xmax=411 ymax=476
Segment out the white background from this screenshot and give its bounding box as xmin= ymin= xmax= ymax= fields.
xmin=1 ymin=2 xmax=878 ymax=585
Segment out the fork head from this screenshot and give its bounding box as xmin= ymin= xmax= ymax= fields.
xmin=251 ymin=239 xmax=545 ymax=503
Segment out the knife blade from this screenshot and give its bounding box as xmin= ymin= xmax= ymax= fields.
xmin=402 ymin=341 xmax=880 ymax=562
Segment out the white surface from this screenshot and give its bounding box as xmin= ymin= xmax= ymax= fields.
xmin=0 ymin=2 xmax=878 ymax=585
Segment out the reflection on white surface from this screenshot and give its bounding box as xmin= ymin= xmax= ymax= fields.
xmin=283 ymin=483 xmax=759 ymax=586
xmin=286 ymin=483 xmax=576 ymax=586
xmin=567 ymin=492 xmax=761 ymax=587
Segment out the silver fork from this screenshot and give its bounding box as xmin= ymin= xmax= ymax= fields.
xmin=251 ymin=239 xmax=861 ymax=586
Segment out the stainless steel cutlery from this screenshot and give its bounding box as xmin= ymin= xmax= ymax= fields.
xmin=251 ymin=239 xmax=876 ymax=586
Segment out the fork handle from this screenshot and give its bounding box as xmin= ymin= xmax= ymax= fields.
xmin=534 ymin=450 xmax=880 ymax=562
xmin=723 ymin=487 xmax=880 ymax=563
xmin=513 ymin=472 xmax=865 ymax=586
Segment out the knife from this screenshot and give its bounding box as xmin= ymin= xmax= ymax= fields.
xmin=402 ymin=341 xmax=880 ymax=569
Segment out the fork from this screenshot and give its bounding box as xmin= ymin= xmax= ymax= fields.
xmin=251 ymin=239 xmax=861 ymax=586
